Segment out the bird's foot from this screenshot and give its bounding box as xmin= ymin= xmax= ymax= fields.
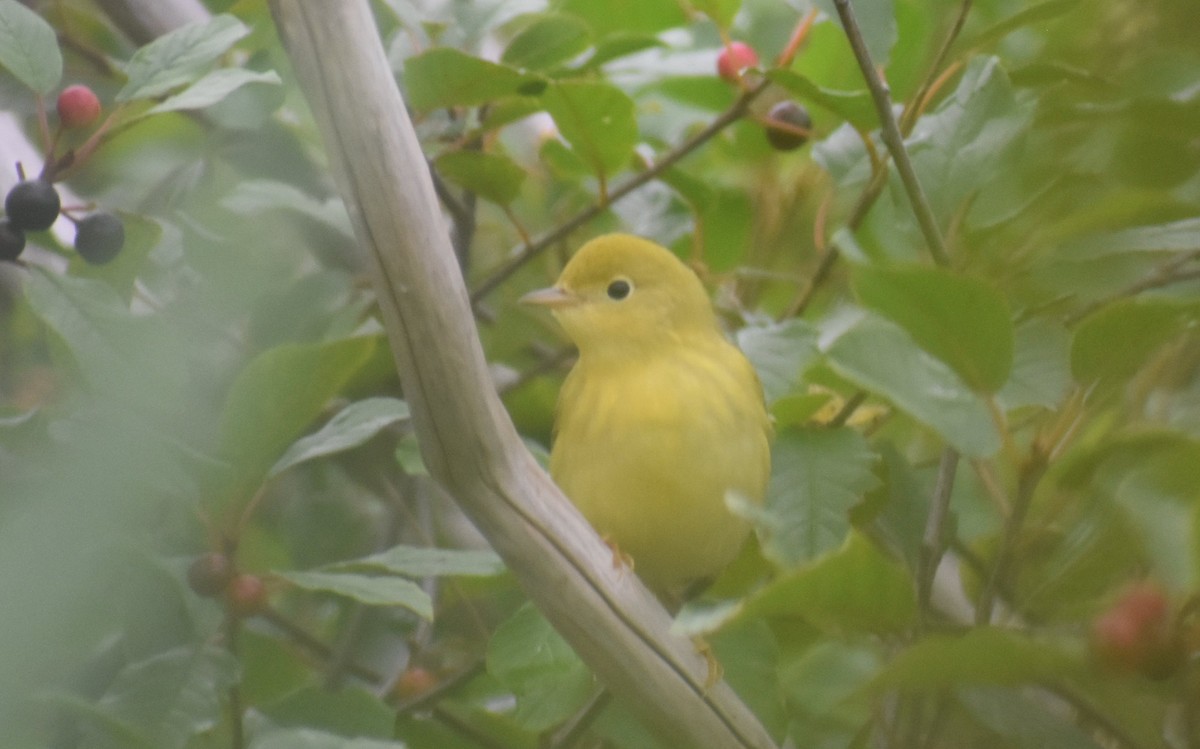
xmin=601 ymin=535 xmax=635 ymax=578
xmin=692 ymin=636 xmax=723 ymax=691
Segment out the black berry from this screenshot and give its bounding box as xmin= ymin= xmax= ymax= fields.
xmin=764 ymin=101 xmax=812 ymax=151
xmin=0 ymin=218 xmax=25 ymax=262
xmin=75 ymin=212 xmax=125 ymax=265
xmin=187 ymin=553 xmax=235 ymax=598
xmin=5 ymin=180 xmax=61 ymax=231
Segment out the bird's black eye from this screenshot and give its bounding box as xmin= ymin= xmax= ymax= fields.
xmin=606 ymin=278 xmax=632 ymax=300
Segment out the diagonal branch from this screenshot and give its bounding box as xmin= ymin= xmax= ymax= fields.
xmin=266 ymin=2 xmax=777 ymax=747
xmin=832 ymin=0 xmax=950 ymax=267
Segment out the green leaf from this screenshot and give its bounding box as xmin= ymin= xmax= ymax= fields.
xmin=487 ymin=603 xmax=594 ymax=731
xmin=147 ymin=68 xmax=280 ymax=114
xmin=219 ymin=336 xmax=378 ymax=485
xmin=738 ymin=427 xmax=878 ymax=567
xmin=852 ymin=264 xmax=1014 ymax=393
xmin=278 ymin=570 xmax=433 ymax=619
xmin=1070 ymin=298 xmax=1197 ymax=385
xmin=96 ymin=646 xmax=239 ymax=748
xmin=873 ymin=628 xmax=1083 ymax=690
xmin=1056 ymin=216 xmax=1200 ymax=261
xmin=967 ymin=0 xmax=1082 ymax=50
xmin=816 ymin=0 xmax=896 ymax=66
xmin=768 ymin=70 xmax=878 ymax=130
xmin=260 ymin=686 xmax=395 ymax=740
xmin=736 ymin=319 xmax=820 ymax=404
xmin=957 ymin=686 xmax=1105 ymax=749
xmin=403 ymin=48 xmax=533 ymax=110
xmin=820 ymin=310 xmax=1001 ymax=457
xmin=328 ymin=544 xmax=505 ymax=578
xmin=251 ymin=727 xmax=405 ymax=749
xmin=541 ymin=80 xmax=637 ymax=178
xmin=0 ymin=0 xmax=61 ymax=94
xmin=560 ymin=0 xmax=687 ymax=36
xmin=118 ymin=14 xmax=249 ymax=101
xmin=997 ymin=317 xmax=1071 ymax=411
xmin=905 ymin=56 xmax=1033 ymax=228
xmin=691 ymin=0 xmax=742 ymax=28
xmin=740 ymin=531 xmax=916 ymax=634
xmin=270 ymin=397 xmax=410 ymax=477
xmin=502 ymin=15 xmax=591 ymax=71
xmin=435 ymin=150 xmax=527 ymax=205
xmin=779 ymin=641 xmax=881 ymax=716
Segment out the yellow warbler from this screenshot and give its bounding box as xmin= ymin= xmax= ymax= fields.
xmin=522 ymin=234 xmax=771 ymax=600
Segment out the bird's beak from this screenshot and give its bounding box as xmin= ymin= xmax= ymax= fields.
xmin=519 ymin=286 xmax=577 ymax=309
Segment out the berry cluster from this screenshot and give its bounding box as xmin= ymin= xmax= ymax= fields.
xmin=716 ymin=42 xmax=813 ymax=152
xmin=187 ymin=552 xmax=270 ymax=619
xmin=1 ymin=84 xmax=125 ymax=265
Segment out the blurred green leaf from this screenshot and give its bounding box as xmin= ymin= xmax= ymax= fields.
xmin=502 ymin=14 xmax=591 ymax=71
xmin=1056 ymin=217 xmax=1200 ymax=261
xmin=270 ymin=397 xmax=410 ymax=477
xmin=820 ymin=310 xmax=1001 ymax=457
xmin=147 ymin=68 xmax=281 ymax=114
xmin=541 ymin=80 xmax=637 ymax=178
xmin=957 ymin=686 xmax=1104 ymax=749
xmin=736 ymin=319 xmax=820 ymax=405
xmin=967 ymin=0 xmax=1082 ymax=51
xmin=1070 ymin=298 xmax=1197 ymax=385
xmin=873 ymin=629 xmax=1083 ymax=690
xmin=852 ymin=264 xmax=1014 ymax=393
xmin=435 ymin=150 xmax=527 ymax=205
xmin=997 ymin=318 xmax=1071 ymax=411
xmin=560 ymin=0 xmax=686 ymax=36
xmin=219 ymin=336 xmax=378 ymax=486
xmin=404 ymin=48 xmax=532 ymax=110
xmin=43 ymin=645 xmax=239 ymax=749
xmin=487 ymin=603 xmax=594 ymax=731
xmin=780 ymin=640 xmax=881 ymax=717
xmin=118 ymin=14 xmax=249 ymax=101
xmin=768 ymin=70 xmax=878 ymax=130
xmin=278 ymin=570 xmax=433 ymax=619
xmin=739 ymin=427 xmax=878 ymax=567
xmin=261 ymin=685 xmax=394 ymax=739
xmin=250 ymin=727 xmax=405 ymax=749
xmin=815 ymin=0 xmax=896 ymax=66
xmin=739 ymin=531 xmax=916 ymax=634
xmin=0 ymin=0 xmax=61 ymax=94
xmin=329 ymin=544 xmax=505 ymax=577
xmin=691 ymin=0 xmax=741 ymax=28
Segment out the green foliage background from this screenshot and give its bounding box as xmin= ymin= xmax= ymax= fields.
xmin=1 ymin=0 xmax=1199 ymax=747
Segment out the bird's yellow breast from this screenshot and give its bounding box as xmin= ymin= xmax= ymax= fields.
xmin=550 ymin=335 xmax=771 ymax=597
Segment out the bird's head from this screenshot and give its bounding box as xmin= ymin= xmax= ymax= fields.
xmin=521 ymin=234 xmax=718 ymax=357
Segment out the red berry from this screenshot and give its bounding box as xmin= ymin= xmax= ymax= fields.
xmin=57 ymin=85 xmax=102 ymax=130
xmin=226 ymin=573 xmax=269 ymax=617
xmin=187 ymin=552 xmax=234 ymax=597
xmin=392 ymin=666 xmax=438 ymax=700
xmin=1091 ymin=581 xmax=1181 ymax=678
xmin=716 ymin=42 xmax=759 ymax=84
xmin=764 ymin=101 xmax=812 ymax=151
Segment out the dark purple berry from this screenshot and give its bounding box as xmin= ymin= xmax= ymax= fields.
xmin=187 ymin=553 xmax=235 ymax=597
xmin=764 ymin=101 xmax=812 ymax=151
xmin=5 ymin=180 xmax=61 ymax=231
xmin=0 ymin=218 xmax=25 ymax=261
xmin=75 ymin=212 xmax=125 ymax=265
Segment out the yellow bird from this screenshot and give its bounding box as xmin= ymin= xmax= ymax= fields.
xmin=522 ymin=234 xmax=772 ymax=602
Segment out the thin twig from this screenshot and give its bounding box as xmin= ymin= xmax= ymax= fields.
xmin=1064 ymin=250 xmax=1200 ymax=327
xmin=224 ymin=614 xmax=245 ymax=749
xmin=832 ymin=0 xmax=950 ymax=267
xmin=260 ymin=606 xmax=385 ymax=684
xmin=974 ymin=448 xmax=1048 ymax=625
xmin=469 ymin=80 xmax=771 ymax=303
xmin=916 ymin=448 xmax=959 ymax=627
xmin=542 ymin=687 xmax=612 ymax=749
xmin=1041 ymin=681 xmax=1149 ymax=749
xmin=900 ymin=0 xmax=973 ymax=134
